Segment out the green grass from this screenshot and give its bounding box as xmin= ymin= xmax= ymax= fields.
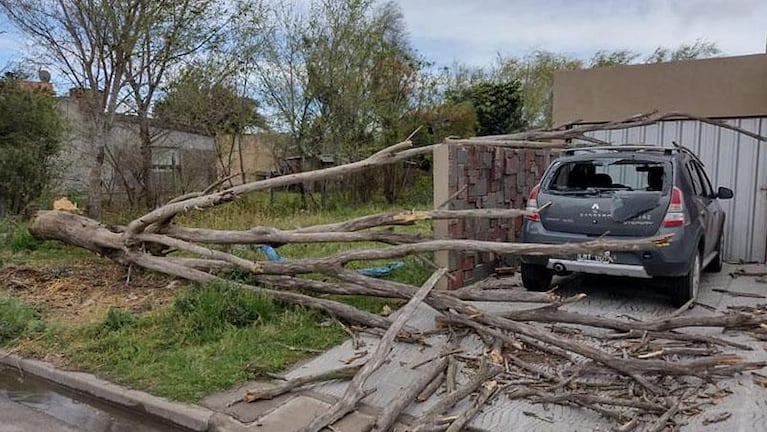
xmin=24 ymin=284 xmax=347 ymax=401
xmin=0 ymin=218 xmax=92 ymax=266
xmin=0 ymin=192 xmax=435 ymax=401
xmin=0 ymin=295 xmax=47 ymax=345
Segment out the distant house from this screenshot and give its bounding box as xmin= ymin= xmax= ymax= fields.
xmin=552 ymin=54 xmax=767 ymax=263
xmin=55 ymin=88 xmax=216 ymax=203
xmin=214 ymin=133 xmax=338 ymax=188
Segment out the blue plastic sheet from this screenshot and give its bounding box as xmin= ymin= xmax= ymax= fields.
xmin=356 ymin=261 xmax=404 ymax=278
xmin=257 ymin=245 xmax=403 ymax=278
xmin=258 ymin=245 xmax=284 ymax=262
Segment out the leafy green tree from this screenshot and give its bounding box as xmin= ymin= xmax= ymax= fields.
xmin=447 ymin=81 xmax=523 ymax=136
xmin=249 ymin=0 xmax=426 ymax=203
xmin=0 ymin=77 xmax=63 ymax=217
xmin=589 ymin=49 xmax=640 ymax=68
xmin=401 ymin=102 xmax=477 ymax=147
xmin=645 ymin=39 xmax=721 ymax=63
xmin=155 ymin=65 xmax=265 ymax=136
xmin=155 ymin=64 xmax=266 ymax=184
xmin=497 ymin=51 xmax=583 ymax=127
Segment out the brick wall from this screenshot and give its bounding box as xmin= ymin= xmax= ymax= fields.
xmin=433 ymin=143 xmax=552 ymax=289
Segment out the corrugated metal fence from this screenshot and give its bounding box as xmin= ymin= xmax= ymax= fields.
xmin=586 ymin=117 xmax=767 ymax=263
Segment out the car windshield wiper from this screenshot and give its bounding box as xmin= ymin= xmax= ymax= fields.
xmin=596 ymin=186 xmax=634 ymax=192
xmin=549 ymin=188 xmax=599 ymax=196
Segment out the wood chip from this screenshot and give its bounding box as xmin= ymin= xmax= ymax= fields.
xmin=712 ymin=288 xmax=766 ymax=299
xmin=702 ymin=412 xmax=732 ymax=425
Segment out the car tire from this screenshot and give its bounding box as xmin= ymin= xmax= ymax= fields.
xmin=669 ymin=252 xmax=701 ymax=307
xmin=705 ymin=233 xmax=723 ymax=273
xmin=521 ymin=263 xmax=553 ymax=292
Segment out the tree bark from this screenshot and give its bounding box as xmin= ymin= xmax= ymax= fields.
xmin=87 ymin=131 xmax=105 ymax=219
xmin=232 ymin=364 xmax=362 ymax=405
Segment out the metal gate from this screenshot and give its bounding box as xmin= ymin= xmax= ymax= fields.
xmin=586 ymin=117 xmax=767 ymax=263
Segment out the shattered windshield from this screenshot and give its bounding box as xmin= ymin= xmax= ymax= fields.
xmin=546 ymin=158 xmax=670 ymax=194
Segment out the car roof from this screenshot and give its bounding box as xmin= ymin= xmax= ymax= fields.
xmin=560 ymin=144 xmax=702 ymax=164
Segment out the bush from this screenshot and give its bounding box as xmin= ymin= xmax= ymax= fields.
xmin=0 ymin=296 xmax=44 ymax=344
xmin=0 ymin=76 xmax=63 ymax=217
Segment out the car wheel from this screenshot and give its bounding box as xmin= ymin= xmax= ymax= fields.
xmin=705 ymin=233 xmax=723 ymax=273
xmin=669 ymin=252 xmax=701 ymax=307
xmin=521 ymin=263 xmax=554 ymax=292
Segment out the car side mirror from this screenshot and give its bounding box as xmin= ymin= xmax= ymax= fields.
xmin=716 ymin=186 xmax=734 ymax=199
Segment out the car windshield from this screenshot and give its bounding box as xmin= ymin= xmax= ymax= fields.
xmin=546 ymin=158 xmax=669 ymax=193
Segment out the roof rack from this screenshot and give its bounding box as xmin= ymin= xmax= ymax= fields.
xmin=671 ymin=141 xmax=705 ymax=166
xmin=562 ymin=145 xmax=673 ymax=156
xmin=562 ymin=144 xmax=706 ymax=166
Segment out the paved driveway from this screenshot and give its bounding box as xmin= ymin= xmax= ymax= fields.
xmin=206 ymin=264 xmax=767 ymax=432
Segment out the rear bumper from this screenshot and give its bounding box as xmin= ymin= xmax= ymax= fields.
xmin=546 ymin=258 xmax=650 ymax=278
xmin=520 ymin=221 xmax=697 ymax=277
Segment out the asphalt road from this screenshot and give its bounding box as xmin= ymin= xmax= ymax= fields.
xmin=0 ymin=366 xmax=190 ymax=432
xmin=0 ymin=395 xmax=81 ymax=432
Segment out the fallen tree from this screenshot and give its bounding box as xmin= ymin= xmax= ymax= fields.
xmin=28 ymin=113 xmax=767 ymax=431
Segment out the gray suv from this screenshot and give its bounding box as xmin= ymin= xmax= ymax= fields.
xmin=520 ymin=145 xmax=733 ymax=306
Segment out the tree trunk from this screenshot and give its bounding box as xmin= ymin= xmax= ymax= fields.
xmin=139 ymin=118 xmax=155 ymax=209
xmin=236 ymin=134 xmax=246 ymax=185
xmin=87 ymin=129 xmax=105 ymax=219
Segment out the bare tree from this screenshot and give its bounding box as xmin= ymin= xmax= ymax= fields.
xmin=248 ymin=2 xmax=318 ymax=162
xmin=123 ymin=0 xmax=235 ymax=209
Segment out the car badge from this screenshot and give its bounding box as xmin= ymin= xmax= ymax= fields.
xmin=591 ymin=203 xmax=600 ymax=211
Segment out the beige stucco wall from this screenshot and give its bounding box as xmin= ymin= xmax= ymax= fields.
xmin=432 ymin=143 xmax=450 ymax=291
xmin=216 ymin=134 xmax=278 ymax=183
xmin=553 ymin=54 xmax=767 ymax=124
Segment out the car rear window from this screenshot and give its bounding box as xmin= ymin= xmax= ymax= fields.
xmin=546 ymin=158 xmax=669 ymax=192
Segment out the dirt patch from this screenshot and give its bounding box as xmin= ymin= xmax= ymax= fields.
xmin=0 ymin=261 xmax=182 ymax=326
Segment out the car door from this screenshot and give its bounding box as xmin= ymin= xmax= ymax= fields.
xmin=688 ymin=159 xmax=721 ymax=259
xmin=692 ymin=161 xmax=724 ymax=256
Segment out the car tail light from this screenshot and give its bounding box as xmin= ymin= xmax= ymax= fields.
xmin=662 ymin=186 xmax=686 ymax=228
xmin=525 ymin=184 xmax=541 ymax=222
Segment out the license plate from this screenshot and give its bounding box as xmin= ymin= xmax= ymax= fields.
xmin=576 ymin=252 xmax=614 ymax=263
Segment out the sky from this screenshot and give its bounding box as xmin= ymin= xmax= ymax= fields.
xmin=395 ymin=0 xmax=767 ymax=66
xmin=1 ymin=0 xmax=765 ymax=79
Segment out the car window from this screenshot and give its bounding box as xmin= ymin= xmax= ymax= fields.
xmin=546 ymin=158 xmax=669 ymax=192
xmin=693 ymin=162 xmax=714 ymax=197
xmin=685 ymin=162 xmax=702 ymax=196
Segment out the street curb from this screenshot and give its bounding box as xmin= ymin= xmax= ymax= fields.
xmin=0 ymin=350 xmax=214 ymax=431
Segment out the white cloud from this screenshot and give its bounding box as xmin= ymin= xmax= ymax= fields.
xmin=1 ymin=1 xmax=764 ymax=71
xmin=395 ymin=0 xmax=767 ymax=66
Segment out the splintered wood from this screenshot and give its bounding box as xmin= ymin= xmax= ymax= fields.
xmin=27 ymin=112 xmax=767 ymax=431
